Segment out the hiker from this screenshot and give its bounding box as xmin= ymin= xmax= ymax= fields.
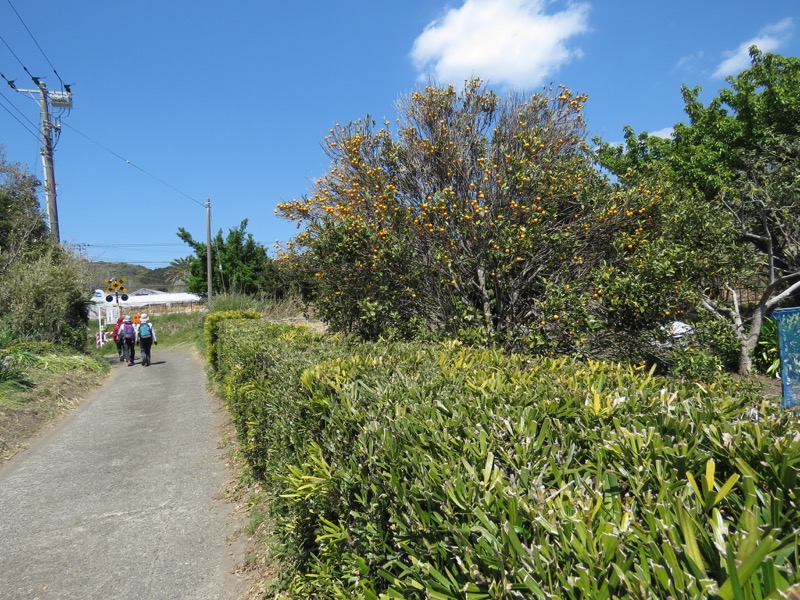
xmin=137 ymin=313 xmax=157 ymax=367
xmin=120 ymin=315 xmax=137 ymax=366
xmin=112 ymin=316 xmax=125 ymax=362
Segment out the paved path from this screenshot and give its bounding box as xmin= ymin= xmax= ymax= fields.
xmin=0 ymin=350 xmax=244 ymax=599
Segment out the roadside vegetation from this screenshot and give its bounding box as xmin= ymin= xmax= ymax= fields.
xmin=0 ymin=149 xmax=109 ymax=461
xmin=277 ymin=49 xmax=800 ymax=377
xmin=0 ymin=341 xmax=110 ymax=461
xmin=213 ymin=317 xmax=793 ymax=598
xmin=2 ymin=48 xmax=799 ymax=598
xmin=233 ymin=50 xmax=799 ymax=597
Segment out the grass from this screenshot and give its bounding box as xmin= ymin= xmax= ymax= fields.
xmin=0 ymin=350 xmax=111 ymax=461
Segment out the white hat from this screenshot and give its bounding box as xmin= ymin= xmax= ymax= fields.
xmin=140 ymin=313 xmax=149 ymax=322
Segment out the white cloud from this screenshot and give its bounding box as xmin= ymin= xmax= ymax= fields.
xmin=410 ymin=0 xmax=590 ymax=89
xmin=712 ymin=18 xmax=793 ymax=79
xmin=648 ymin=127 xmax=673 ymax=139
xmin=673 ymin=51 xmax=704 ymax=73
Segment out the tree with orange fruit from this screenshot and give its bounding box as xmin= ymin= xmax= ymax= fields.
xmin=277 ymin=79 xmax=621 ymax=348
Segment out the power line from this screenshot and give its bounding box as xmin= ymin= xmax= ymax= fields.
xmin=0 ymin=32 xmax=36 ymax=84
xmin=5 ymin=0 xmax=64 ymax=87
xmin=0 ymin=87 xmax=40 ymax=139
xmin=84 ymin=244 xmax=186 ymax=248
xmin=60 ymin=121 xmax=206 ymax=208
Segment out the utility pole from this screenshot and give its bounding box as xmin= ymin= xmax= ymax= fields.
xmin=206 ymin=198 xmax=212 ymax=303
xmin=36 ymin=79 xmax=59 ymax=242
xmin=13 ymin=78 xmax=72 ymax=243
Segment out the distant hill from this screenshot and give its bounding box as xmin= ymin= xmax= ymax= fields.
xmin=83 ymin=261 xmax=187 ymax=294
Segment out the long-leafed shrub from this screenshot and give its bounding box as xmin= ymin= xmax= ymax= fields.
xmin=216 ymin=326 xmax=800 ymax=599
xmin=203 ymin=309 xmax=261 ymax=371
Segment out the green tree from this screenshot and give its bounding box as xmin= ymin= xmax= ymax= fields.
xmin=178 ymin=219 xmax=282 ymax=296
xmin=0 ymin=149 xmax=48 ymax=275
xmin=597 ymin=48 xmax=800 ymax=374
xmin=0 ymin=148 xmax=90 ymax=349
xmin=165 ymin=256 xmax=192 ymax=290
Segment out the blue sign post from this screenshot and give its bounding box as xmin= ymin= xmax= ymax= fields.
xmin=773 ymin=307 xmax=800 ymax=409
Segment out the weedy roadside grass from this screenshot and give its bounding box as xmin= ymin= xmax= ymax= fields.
xmin=0 ymin=347 xmax=111 ymax=461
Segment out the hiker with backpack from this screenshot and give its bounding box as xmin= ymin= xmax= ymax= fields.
xmin=137 ymin=313 xmax=157 ymax=367
xmin=120 ymin=315 xmax=137 ymax=366
xmin=112 ymin=316 xmax=125 ymax=362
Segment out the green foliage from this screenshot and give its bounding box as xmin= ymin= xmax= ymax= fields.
xmin=203 ymin=309 xmax=261 ymax=371
xmin=209 ymin=292 xmax=271 ymax=314
xmin=0 ymin=149 xmax=48 ymax=275
xmin=754 ymin=316 xmax=782 ymax=377
xmin=277 ymin=79 xmax=617 ymax=347
xmin=217 ymin=327 xmax=800 ymax=598
xmin=143 ymin=311 xmax=205 ymax=349
xmin=0 ymin=151 xmax=90 ymax=351
xmin=0 ymin=349 xmax=29 ymax=387
xmin=0 ymin=344 xmax=108 ymax=403
xmin=177 ymin=219 xmax=298 ymax=298
xmin=213 ymin=320 xmax=345 ymax=485
xmin=0 ymin=242 xmax=90 ymax=351
xmin=596 ymin=49 xmax=800 ymax=374
xmin=275 ymin=75 xmax=783 ymax=378
xmin=5 ymin=340 xmax=63 ymax=355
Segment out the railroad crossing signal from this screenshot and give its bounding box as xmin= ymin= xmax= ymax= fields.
xmin=104 ymin=278 xmax=129 ymax=303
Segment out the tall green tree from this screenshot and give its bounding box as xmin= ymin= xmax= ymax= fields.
xmin=0 ymin=148 xmax=90 ymax=349
xmin=598 ymin=49 xmax=800 ymax=374
xmin=178 ymin=219 xmax=282 ymax=296
xmin=0 ymin=149 xmax=48 ymax=275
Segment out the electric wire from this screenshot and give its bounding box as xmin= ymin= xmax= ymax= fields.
xmin=0 ymin=32 xmax=36 ymax=84
xmin=0 ymin=88 xmax=40 ymax=139
xmin=85 ymin=244 xmax=186 ymax=249
xmin=61 ymin=121 xmax=206 ymax=207
xmin=5 ymin=0 xmax=64 ymax=88
xmin=2 ymin=5 xmax=207 ymax=270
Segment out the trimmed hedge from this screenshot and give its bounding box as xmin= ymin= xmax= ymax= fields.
xmin=213 ymin=324 xmax=800 ymax=599
xmin=204 ymin=309 xmax=261 ymax=371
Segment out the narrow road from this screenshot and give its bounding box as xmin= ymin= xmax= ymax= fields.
xmin=0 ymin=350 xmax=245 ymax=599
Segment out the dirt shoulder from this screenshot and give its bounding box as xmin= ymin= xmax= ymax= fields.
xmin=0 ymin=359 xmax=113 ymax=463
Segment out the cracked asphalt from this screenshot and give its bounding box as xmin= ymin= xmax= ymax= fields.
xmin=0 ymin=350 xmax=245 ymax=599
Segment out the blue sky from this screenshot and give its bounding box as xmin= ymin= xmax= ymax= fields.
xmin=1 ymin=1 xmax=798 ymax=268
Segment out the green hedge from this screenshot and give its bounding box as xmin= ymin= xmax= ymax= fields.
xmin=214 ymin=326 xmax=800 ymax=599
xmin=214 ymin=319 xmax=346 ymax=485
xmin=203 ymin=309 xmax=261 ymax=371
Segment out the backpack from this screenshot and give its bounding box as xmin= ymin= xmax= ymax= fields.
xmin=139 ymin=322 xmax=152 ymax=338
xmin=122 ymin=323 xmax=136 ymax=341
xmin=112 ymin=323 xmax=121 ymax=341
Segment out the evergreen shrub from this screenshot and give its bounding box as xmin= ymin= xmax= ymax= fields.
xmin=203 ymin=309 xmax=261 ymax=370
xmin=216 ymin=327 xmax=800 ymax=599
